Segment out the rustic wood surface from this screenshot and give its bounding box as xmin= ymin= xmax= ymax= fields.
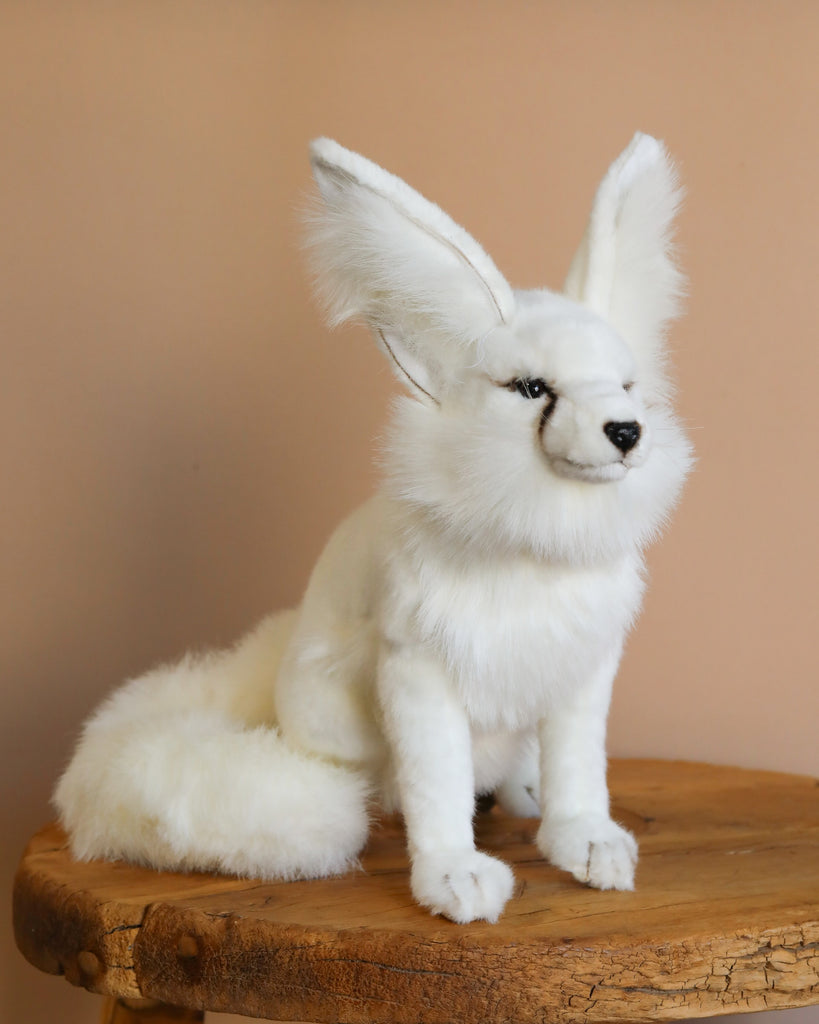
xmin=13 ymin=759 xmax=819 ymax=1023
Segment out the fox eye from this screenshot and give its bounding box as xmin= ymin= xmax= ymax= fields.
xmin=623 ymin=381 xmax=635 ymax=392
xmin=512 ymin=378 xmax=553 ymax=400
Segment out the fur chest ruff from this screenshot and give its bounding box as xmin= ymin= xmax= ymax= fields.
xmin=385 ymin=544 xmax=645 ymax=731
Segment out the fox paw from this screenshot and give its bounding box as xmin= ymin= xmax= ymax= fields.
xmin=411 ymin=850 xmax=515 ymax=923
xmin=537 ymin=815 xmax=637 ymax=890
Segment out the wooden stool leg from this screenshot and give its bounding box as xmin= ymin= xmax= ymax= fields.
xmin=100 ymin=996 xmax=205 ymax=1023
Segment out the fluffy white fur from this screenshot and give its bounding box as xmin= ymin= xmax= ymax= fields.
xmin=55 ymin=134 xmax=692 ymax=924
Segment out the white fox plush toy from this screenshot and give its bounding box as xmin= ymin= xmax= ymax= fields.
xmin=55 ymin=134 xmax=692 ymax=924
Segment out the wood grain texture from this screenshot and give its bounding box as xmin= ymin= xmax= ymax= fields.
xmin=14 ymin=760 xmax=819 ymax=1023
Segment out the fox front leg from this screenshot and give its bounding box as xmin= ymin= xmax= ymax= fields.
xmin=378 ymin=642 xmax=515 ymax=923
xmin=536 ymin=645 xmax=638 ymax=890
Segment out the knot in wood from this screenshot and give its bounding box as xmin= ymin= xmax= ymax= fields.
xmin=77 ymin=950 xmax=102 ymax=978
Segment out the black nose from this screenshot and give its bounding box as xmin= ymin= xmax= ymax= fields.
xmin=604 ymin=420 xmax=641 ymax=454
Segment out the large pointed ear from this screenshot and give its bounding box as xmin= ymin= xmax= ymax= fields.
xmin=564 ymin=133 xmax=684 ymax=399
xmin=305 ymin=138 xmax=515 ymax=401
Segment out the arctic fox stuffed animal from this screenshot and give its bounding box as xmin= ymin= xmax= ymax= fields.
xmin=55 ymin=134 xmax=692 ymax=924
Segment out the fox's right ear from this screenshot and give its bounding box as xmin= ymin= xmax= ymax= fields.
xmin=305 ymin=139 xmax=515 ymax=402
xmin=564 ymin=133 xmax=684 ymax=400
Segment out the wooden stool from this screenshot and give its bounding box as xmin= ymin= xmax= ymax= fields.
xmin=13 ymin=760 xmax=819 ymax=1023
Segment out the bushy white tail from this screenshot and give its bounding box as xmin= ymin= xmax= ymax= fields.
xmin=54 ymin=612 xmax=371 ymax=880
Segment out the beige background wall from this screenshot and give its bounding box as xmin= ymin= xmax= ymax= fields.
xmin=2 ymin=3 xmax=817 ymax=1022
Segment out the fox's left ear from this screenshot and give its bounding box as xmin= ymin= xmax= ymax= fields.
xmin=564 ymin=133 xmax=684 ymax=399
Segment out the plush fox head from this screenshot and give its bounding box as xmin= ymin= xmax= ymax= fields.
xmin=306 ymin=136 xmax=692 ymax=561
